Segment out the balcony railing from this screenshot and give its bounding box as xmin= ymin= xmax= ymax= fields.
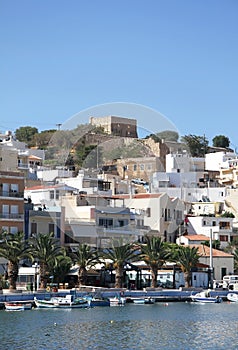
xmin=0 ymin=191 xmax=24 ymax=198
xmin=0 ymin=213 xmax=24 ymax=220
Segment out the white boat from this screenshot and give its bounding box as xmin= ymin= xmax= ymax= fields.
xmin=190 ymin=291 xmax=222 ymax=304
xmin=108 ymin=295 xmax=126 ymax=306
xmin=34 ymin=295 xmax=90 ymax=309
xmin=4 ymin=302 xmax=32 ymax=311
xmin=131 ymin=297 xmax=155 ymax=304
xmin=227 ymin=292 xmax=238 ymax=302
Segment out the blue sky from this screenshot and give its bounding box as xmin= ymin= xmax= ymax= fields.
xmin=1 ymin=1 xmax=238 ymax=147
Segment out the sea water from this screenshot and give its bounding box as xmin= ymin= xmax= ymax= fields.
xmin=0 ymin=302 xmax=237 ymax=350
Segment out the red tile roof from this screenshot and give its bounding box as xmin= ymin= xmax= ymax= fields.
xmin=191 ymin=244 xmax=233 ymax=258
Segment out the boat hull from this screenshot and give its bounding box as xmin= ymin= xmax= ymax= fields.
xmin=34 ymin=296 xmax=90 ymax=309
xmin=4 ymin=302 xmax=32 ymax=311
xmin=227 ymin=293 xmax=238 ymax=302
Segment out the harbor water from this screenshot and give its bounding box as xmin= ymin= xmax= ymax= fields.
xmin=0 ymin=301 xmax=237 ymax=350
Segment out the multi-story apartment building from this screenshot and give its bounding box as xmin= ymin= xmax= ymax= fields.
xmin=0 ymin=170 xmax=25 ymax=233
xmin=113 ymin=192 xmax=185 ymax=243
xmin=186 ymin=214 xmax=238 ymax=249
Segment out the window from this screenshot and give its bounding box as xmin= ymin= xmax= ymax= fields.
xmin=2 ymin=183 xmax=9 ymax=196
xmin=118 ymin=220 xmax=128 ymax=227
xmin=56 ymin=190 xmax=59 ymax=200
xmin=133 ymin=164 xmax=137 ymax=171
xmin=220 ymin=235 xmax=228 ymax=242
xmin=140 ymin=164 xmax=144 ymax=170
xmin=10 ymin=227 xmax=18 ymax=234
xmin=219 ymin=222 xmax=230 ymax=230
xmin=221 ymin=267 xmax=227 ymax=279
xmin=50 ymin=191 xmax=54 ymax=199
xmin=146 ymin=208 xmax=151 ymax=217
xmin=11 ymin=205 xmax=18 ymax=218
xmin=2 ymin=204 xmax=9 ymax=218
xmin=11 ymin=184 xmax=19 ymax=193
xmin=98 ymin=218 xmax=113 ymax=228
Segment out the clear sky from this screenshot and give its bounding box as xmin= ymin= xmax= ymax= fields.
xmin=1 ymin=1 xmax=238 ymax=147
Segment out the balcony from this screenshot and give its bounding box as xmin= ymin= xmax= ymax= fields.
xmin=0 ymin=191 xmax=24 ymax=199
xmin=0 ymin=213 xmax=24 ymax=220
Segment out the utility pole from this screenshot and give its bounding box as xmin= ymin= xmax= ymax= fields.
xmin=209 ymin=228 xmax=213 ymax=289
xmin=56 ymin=123 xmax=62 ymax=130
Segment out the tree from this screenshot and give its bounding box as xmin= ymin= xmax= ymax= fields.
xmin=181 ymin=134 xmax=209 ymax=157
xmin=28 ymin=232 xmax=63 ymax=289
xmin=212 ymin=135 xmax=230 ymax=149
xmin=48 ymin=250 xmax=72 ymax=284
xmin=173 ymin=246 xmax=200 ymax=288
xmin=202 ymin=240 xmax=221 ymax=250
xmin=0 ymin=232 xmax=31 ymax=290
xmin=156 ymin=130 xmax=179 ymax=142
xmin=15 ymin=126 xmax=38 ymax=146
xmin=139 ymin=236 xmax=171 ymax=288
xmin=100 ymin=239 xmax=139 ymax=288
xmin=233 ymin=248 xmax=238 ymax=273
xmin=70 ymin=244 xmax=100 ymax=286
xmin=33 ymin=129 xmax=56 ymax=149
xmin=224 ymin=238 xmax=238 ymax=254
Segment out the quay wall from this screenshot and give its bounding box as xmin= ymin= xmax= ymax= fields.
xmin=0 ymin=288 xmax=231 ymax=304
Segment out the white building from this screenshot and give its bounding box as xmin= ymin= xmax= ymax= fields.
xmin=205 ymin=151 xmax=238 ymax=171
xmin=112 ymin=192 xmax=185 ymax=243
xmin=185 ymin=215 xmax=237 ymax=249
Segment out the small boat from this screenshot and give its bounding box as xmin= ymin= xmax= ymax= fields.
xmin=108 ymin=295 xmax=126 ymax=306
xmin=84 ymin=293 xmax=110 ymax=307
xmin=86 ymin=296 xmax=110 ymax=307
xmin=4 ymin=302 xmax=32 ymax=311
xmin=190 ymin=291 xmax=222 ymax=304
xmin=227 ymin=292 xmax=238 ymax=302
xmin=34 ymin=295 xmax=90 ymax=309
xmin=131 ymin=297 xmax=155 ymax=304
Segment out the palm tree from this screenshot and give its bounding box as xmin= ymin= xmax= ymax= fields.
xmin=70 ymin=243 xmax=100 ymax=286
xmin=139 ymin=236 xmax=171 ymax=288
xmin=225 ymin=238 xmax=238 ymax=254
xmin=0 ymin=232 xmax=31 ymax=290
xmin=233 ymin=248 xmax=238 ymax=273
xmin=174 ymin=245 xmax=200 ymax=288
xmin=29 ymin=232 xmax=63 ymax=289
xmin=100 ymin=239 xmax=139 ymax=288
xmin=48 ymin=250 xmax=72 ymax=285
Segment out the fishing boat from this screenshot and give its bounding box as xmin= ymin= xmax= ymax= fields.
xmin=34 ymin=295 xmax=90 ymax=309
xmin=190 ymin=291 xmax=222 ymax=304
xmin=227 ymin=292 xmax=238 ymax=302
xmin=4 ymin=301 xmax=32 ymax=311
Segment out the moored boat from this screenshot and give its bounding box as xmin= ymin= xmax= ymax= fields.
xmin=34 ymin=295 xmax=90 ymax=308
xmin=227 ymin=292 xmax=238 ymax=302
xmin=4 ymin=302 xmax=32 ymax=311
xmin=190 ymin=291 xmax=222 ymax=304
xmin=130 ymin=297 xmax=155 ymax=304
